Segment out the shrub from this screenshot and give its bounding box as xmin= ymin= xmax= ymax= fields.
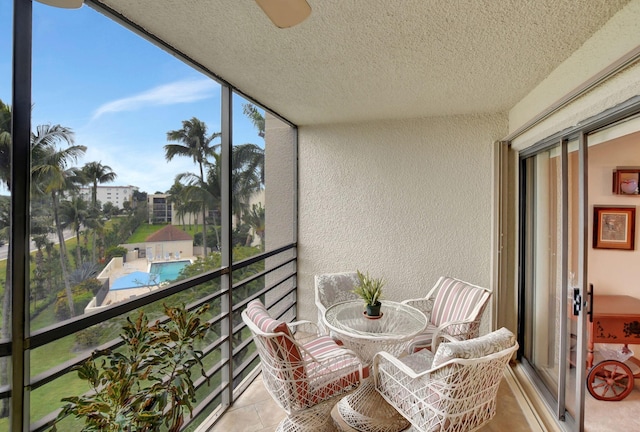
xmin=75 ymin=277 xmax=104 ymax=295
xmin=54 ymin=280 xmax=102 ymax=320
xmin=69 ymin=263 xmax=101 ymax=286
xmin=73 ymin=291 xmax=94 ymax=313
xmin=54 ymin=304 xmax=211 ymax=432
xmin=193 ymin=230 xmax=220 ymax=250
xmin=193 ymin=232 xmax=203 ymax=246
xmin=104 ymin=245 xmax=128 ymax=263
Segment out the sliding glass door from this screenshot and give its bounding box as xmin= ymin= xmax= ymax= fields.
xmin=520 ymin=139 xmax=587 ymax=431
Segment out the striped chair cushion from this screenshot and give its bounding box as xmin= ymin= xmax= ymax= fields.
xmin=303 ymin=336 xmax=368 ymax=403
xmin=245 ymin=300 xmax=308 ymax=406
xmin=430 ymin=278 xmax=490 ymax=326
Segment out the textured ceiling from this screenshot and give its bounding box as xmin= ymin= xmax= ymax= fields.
xmin=94 ymin=0 xmax=630 ymax=126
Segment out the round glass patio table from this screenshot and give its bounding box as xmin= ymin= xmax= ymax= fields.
xmin=323 ymin=300 xmax=427 ymax=432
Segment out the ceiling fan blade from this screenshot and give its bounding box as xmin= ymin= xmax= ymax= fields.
xmin=35 ymin=0 xmax=83 ymax=8
xmin=255 ymin=0 xmax=311 ymax=28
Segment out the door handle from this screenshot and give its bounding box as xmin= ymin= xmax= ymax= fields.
xmin=587 ymin=283 xmax=594 ymax=323
xmin=573 ymin=288 xmax=581 ymax=316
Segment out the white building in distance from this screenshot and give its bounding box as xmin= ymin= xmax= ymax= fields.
xmin=79 ymin=185 xmax=138 ymax=210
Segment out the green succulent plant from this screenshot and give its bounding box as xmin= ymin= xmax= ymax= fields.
xmin=352 ymin=270 xmax=385 ymax=306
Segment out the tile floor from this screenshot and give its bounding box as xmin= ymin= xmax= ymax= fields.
xmin=208 ymin=373 xmax=537 ymax=432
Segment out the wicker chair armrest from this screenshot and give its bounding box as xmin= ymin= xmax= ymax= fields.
xmin=373 ymin=351 xmax=448 ymax=403
xmin=431 ymin=318 xmax=481 ymax=351
xmin=401 ymin=297 xmax=434 ymax=319
xmin=288 ymin=319 xmax=316 ymax=329
xmin=288 ymin=320 xmax=321 ymax=342
xmin=431 ymin=333 xmax=460 ymax=352
xmin=373 ymin=351 xmax=426 ymax=380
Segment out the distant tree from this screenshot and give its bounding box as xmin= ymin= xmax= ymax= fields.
xmin=231 ymin=143 xmax=264 ymax=223
xmin=31 ymin=201 xmax=56 ymax=310
xmin=81 ymin=162 xmax=116 ymax=263
xmin=132 ymin=189 xmax=147 ymax=204
xmin=165 ymin=117 xmax=220 ymax=255
xmin=81 ymin=161 xmax=116 ymax=207
xmin=176 ymin=171 xmax=220 ymax=248
xmin=204 ymin=144 xmax=264 ymax=228
xmin=59 ymin=194 xmax=89 ymax=268
xmin=102 ymin=201 xmax=118 ymax=218
xmin=242 ymin=203 xmax=265 ymax=249
xmin=0 ymin=197 xmax=8 ymax=246
xmin=31 ymin=124 xmax=86 ymax=317
xmin=167 ymin=180 xmax=188 ymax=229
xmin=0 ymin=99 xmax=11 ymax=189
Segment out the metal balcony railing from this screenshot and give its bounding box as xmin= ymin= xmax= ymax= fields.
xmin=0 ymin=243 xmax=297 ymax=432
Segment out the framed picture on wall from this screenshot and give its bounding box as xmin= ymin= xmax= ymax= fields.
xmin=593 ymin=206 xmax=636 ymax=250
xmin=612 ymin=167 xmax=640 ymax=195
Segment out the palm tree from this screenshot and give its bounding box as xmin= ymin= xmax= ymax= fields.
xmin=31 ymin=199 xmax=56 ymax=300
xmin=176 ymin=171 xmax=221 ymax=249
xmin=81 ymin=161 xmax=117 ymax=208
xmin=59 ymin=194 xmax=89 ymax=268
xmin=242 ymin=203 xmax=265 ymax=249
xmin=198 ymin=144 xmax=264 ymax=248
xmin=0 ymin=99 xmax=11 ymax=190
xmin=231 ymin=143 xmax=264 ymax=223
xmin=167 ymin=180 xmax=188 ymax=229
xmin=164 ymin=117 xmax=220 ymax=255
xmin=81 ymin=162 xmax=116 ymax=263
xmin=31 ymin=124 xmax=86 ymax=317
xmin=242 ymin=103 xmax=265 ymax=138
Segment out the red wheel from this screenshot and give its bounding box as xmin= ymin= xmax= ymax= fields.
xmin=586 ymin=360 xmax=634 ymax=401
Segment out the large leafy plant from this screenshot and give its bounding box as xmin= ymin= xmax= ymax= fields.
xmin=54 ymin=303 xmax=211 ymax=432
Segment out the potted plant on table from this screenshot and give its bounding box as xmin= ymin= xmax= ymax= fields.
xmin=352 ymin=270 xmax=385 ymax=317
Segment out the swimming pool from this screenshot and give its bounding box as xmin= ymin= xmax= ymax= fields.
xmin=149 ymin=260 xmax=191 ymax=283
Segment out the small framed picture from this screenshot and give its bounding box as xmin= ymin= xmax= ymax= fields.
xmin=613 ymin=169 xmax=640 ymax=195
xmin=593 ymin=206 xmax=636 ymax=250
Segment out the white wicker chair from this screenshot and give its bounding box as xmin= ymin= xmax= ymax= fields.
xmin=242 ymin=299 xmax=367 ymax=432
xmin=314 ymin=271 xmax=360 ymax=335
xmin=373 ymin=327 xmax=518 ymax=432
xmin=403 ymin=276 xmax=492 ymax=353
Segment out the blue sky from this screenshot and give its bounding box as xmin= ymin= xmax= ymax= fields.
xmin=1 ymin=2 xmax=264 ymax=195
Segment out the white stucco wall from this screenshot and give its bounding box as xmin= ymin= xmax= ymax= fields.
xmin=296 ymin=114 xmax=507 ymax=321
xmin=263 ymin=114 xmax=297 ymax=320
xmin=265 ymin=113 xmax=296 ymax=250
xmin=509 ymin=0 xmax=640 ymax=143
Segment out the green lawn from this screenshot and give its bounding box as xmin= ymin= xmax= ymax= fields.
xmin=0 ymin=222 xmax=215 ymax=430
xmin=128 ymin=222 xmax=202 ymax=243
xmin=126 ymin=222 xmax=167 ymax=242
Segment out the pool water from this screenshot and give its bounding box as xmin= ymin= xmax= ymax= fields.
xmin=149 ymin=260 xmax=191 ymax=283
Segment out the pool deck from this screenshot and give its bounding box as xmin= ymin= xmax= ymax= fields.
xmin=113 ymin=256 xmax=196 ymax=283
xmin=95 ymin=255 xmax=197 ymax=308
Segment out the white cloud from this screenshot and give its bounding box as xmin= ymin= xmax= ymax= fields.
xmin=80 ymin=142 xmax=196 ymax=195
xmin=91 ymin=78 xmax=218 ymax=120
